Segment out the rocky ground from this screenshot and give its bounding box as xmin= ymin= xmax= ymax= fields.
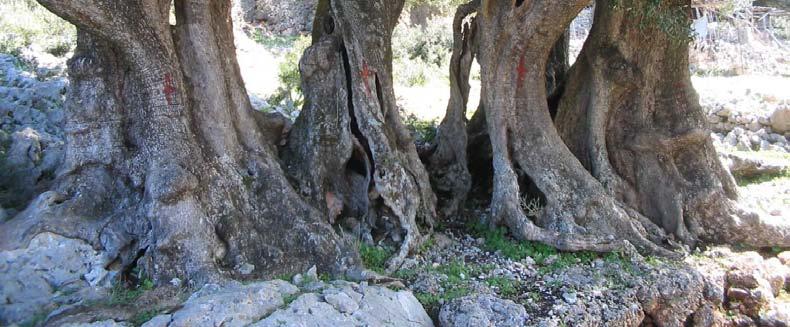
xmin=2 ymin=18 xmax=790 ymax=327
xmin=393 ymin=222 xmax=790 ymax=326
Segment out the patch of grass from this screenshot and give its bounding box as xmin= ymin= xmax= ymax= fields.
xmin=736 ymin=169 xmax=790 ymax=187
xmin=418 ymin=236 xmax=436 ymax=254
xmin=359 ymin=244 xmax=393 ymax=274
xmin=282 ymin=292 xmax=299 ymax=306
xmin=275 ymin=273 xmax=295 ymax=282
xmin=469 ymin=222 xmax=600 ymax=273
xmin=19 ymin=310 xmax=49 ymax=327
xmin=107 ymin=277 xmax=155 ymax=306
xmin=485 ymin=277 xmax=520 ymax=297
xmin=393 ymin=268 xmax=418 ymax=280
xmin=129 ymin=309 xmax=160 ymax=327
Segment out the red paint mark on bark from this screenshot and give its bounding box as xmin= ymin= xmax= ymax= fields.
xmin=517 ymin=56 xmax=527 ymax=89
xmin=360 ymin=61 xmax=373 ymax=97
xmin=163 ymin=73 xmax=176 ymax=105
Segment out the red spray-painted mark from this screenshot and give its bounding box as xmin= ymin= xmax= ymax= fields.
xmin=517 ymin=55 xmax=527 ymax=89
xmin=163 ymin=73 xmax=176 ymax=105
xmin=359 ymin=61 xmax=374 ymax=97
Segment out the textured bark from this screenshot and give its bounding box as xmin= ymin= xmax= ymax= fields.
xmin=424 ymin=0 xmax=480 ymax=218
xmin=284 ymin=0 xmax=437 ymax=272
xmin=475 ymin=0 xmax=676 ymax=255
xmin=1 ymin=0 xmax=354 ymax=286
xmin=556 ymin=0 xmax=790 ymax=248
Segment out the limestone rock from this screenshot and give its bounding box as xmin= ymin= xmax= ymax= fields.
xmin=252 ymin=282 xmax=433 ymax=327
xmin=720 ymin=152 xmax=790 ymax=179
xmin=438 ymin=294 xmax=528 ymax=327
xmin=63 ymin=320 xmax=131 ymax=327
xmin=770 ymin=106 xmax=790 ymax=134
xmin=0 ymin=232 xmax=113 ymax=325
xmin=146 ymin=280 xmax=299 ymax=327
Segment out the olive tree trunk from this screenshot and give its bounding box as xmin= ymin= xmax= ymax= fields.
xmin=1 ymin=0 xmax=355 ymax=286
xmin=283 ymin=0 xmax=437 ymax=272
xmin=555 ymin=0 xmax=790 ymax=248
xmin=424 ymin=0 xmax=480 ymax=218
xmin=474 ymin=0 xmax=676 ymax=255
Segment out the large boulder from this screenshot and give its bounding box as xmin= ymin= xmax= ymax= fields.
xmin=141 ymin=280 xmax=433 ymax=327
xmin=438 ymin=294 xmax=528 ymax=327
xmin=141 ymin=281 xmax=299 ymax=327
xmin=720 ymin=152 xmax=789 ymax=179
xmin=770 ymin=106 xmax=790 ymax=134
xmin=0 ymin=232 xmax=114 ymax=325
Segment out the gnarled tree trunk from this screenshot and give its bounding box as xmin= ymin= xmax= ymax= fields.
xmin=555 ymin=0 xmax=790 ymax=248
xmin=474 ymin=0 xmax=675 ymax=255
xmin=0 ymin=0 xmax=355 ymax=286
xmin=283 ymin=0 xmax=437 ymax=272
xmin=424 ymin=0 xmax=480 ymax=218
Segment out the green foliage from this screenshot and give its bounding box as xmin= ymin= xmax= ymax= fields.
xmin=130 ymin=310 xmax=160 ymax=327
xmin=251 ymin=32 xmax=303 ymax=52
xmin=774 ymin=16 xmax=790 ymax=40
xmin=19 ymin=310 xmax=49 ymax=327
xmin=403 ymin=114 xmax=438 ymax=143
xmin=0 ymin=0 xmax=76 ymax=57
xmin=736 ymin=169 xmax=790 ymax=186
xmin=107 ymin=276 xmax=155 ymax=306
xmin=253 ymin=34 xmax=311 ymax=117
xmin=609 ymin=0 xmax=693 ymax=44
xmin=393 ymin=17 xmax=452 ymax=87
xmin=282 ymin=292 xmax=300 ymax=306
xmin=404 ymin=0 xmax=467 ymax=13
xmin=485 ymin=277 xmax=520 ymax=297
xmin=359 ymin=244 xmax=393 ymax=274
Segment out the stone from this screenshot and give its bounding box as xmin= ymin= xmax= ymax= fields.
xmin=720 ymin=152 xmax=790 ymax=179
xmin=62 ymin=320 xmax=131 ymax=327
xmin=0 ymin=232 xmax=113 ymax=325
xmin=736 ymin=136 xmax=753 ymax=151
xmin=146 ymin=280 xmax=299 ymax=327
xmin=238 ymin=263 xmax=255 ymax=275
xmin=0 ymin=206 xmax=6 ymax=222
xmin=759 ymin=140 xmax=772 ymax=151
xmin=724 ymin=132 xmax=738 ymax=147
xmin=324 ymin=292 xmax=359 ymax=313
xmin=562 ymin=292 xmax=578 ymax=304
xmin=140 ymin=314 xmax=173 ymax=327
xmin=778 ymin=252 xmax=790 ymax=265
xmin=717 ymin=107 xmax=732 ymax=117
xmin=439 ymin=294 xmax=528 ymax=327
xmin=306 ymin=265 xmax=318 ymax=281
xmin=252 ymin=284 xmax=432 ymax=327
xmin=747 ymin=120 xmax=761 ymax=132
xmin=770 ymin=107 xmax=790 ymax=133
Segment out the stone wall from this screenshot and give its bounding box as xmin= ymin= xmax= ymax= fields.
xmin=706 ymin=103 xmax=790 ymax=152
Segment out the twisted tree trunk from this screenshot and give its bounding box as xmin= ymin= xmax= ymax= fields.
xmin=474 ymin=0 xmax=676 ymax=255
xmin=555 ymin=0 xmax=790 ymax=248
xmin=284 ymin=0 xmax=437 ymax=272
xmin=424 ymin=0 xmax=480 ymax=218
xmin=0 ymin=0 xmax=354 ymax=286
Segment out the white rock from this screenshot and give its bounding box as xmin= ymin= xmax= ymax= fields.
xmin=770 ymin=107 xmax=790 ymax=133
xmin=324 ymin=292 xmax=359 ymax=313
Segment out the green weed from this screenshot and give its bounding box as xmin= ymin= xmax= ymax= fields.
xmin=359 ymin=244 xmax=393 ymax=274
